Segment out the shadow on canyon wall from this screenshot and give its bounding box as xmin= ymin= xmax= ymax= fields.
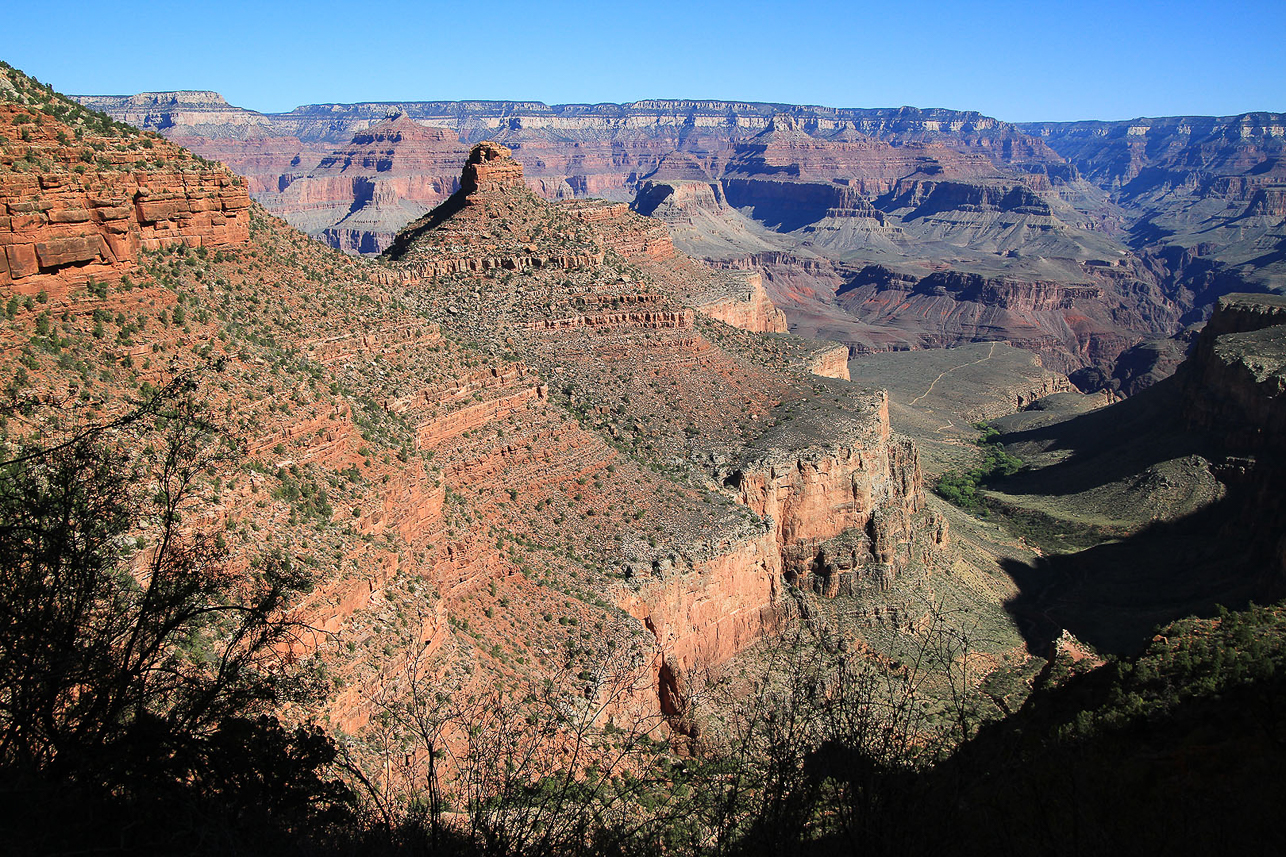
xmin=992 ymin=374 xmax=1284 ymax=654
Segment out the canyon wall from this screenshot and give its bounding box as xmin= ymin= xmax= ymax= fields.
xmin=78 ymin=92 xmax=1286 ymax=389
xmin=1 ymin=103 xmax=249 ymax=296
xmin=1183 ymin=293 xmax=1286 ymax=454
xmin=725 ymin=392 xmax=922 ymax=582
xmin=1180 ymin=293 xmax=1286 ymax=577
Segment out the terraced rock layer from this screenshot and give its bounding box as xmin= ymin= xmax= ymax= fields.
xmin=1 ymin=101 xmax=248 ymax=297
xmin=380 ymin=141 xmax=934 ymax=717
xmin=81 ymin=92 xmax=1285 ymax=388
xmin=3 ymin=63 xmax=942 ymax=757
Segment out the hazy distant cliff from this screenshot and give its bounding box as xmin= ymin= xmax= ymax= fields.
xmin=79 ymin=91 xmax=1286 ymax=387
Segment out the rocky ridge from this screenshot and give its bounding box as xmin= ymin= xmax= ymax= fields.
xmin=2 ymin=68 xmax=950 ymax=770
xmin=375 ymin=140 xmax=940 ymax=720
xmin=1 ymin=70 xmax=249 ymax=297
xmin=1180 ymin=293 xmax=1286 ymax=575
xmin=79 ymin=91 xmax=1286 ymax=388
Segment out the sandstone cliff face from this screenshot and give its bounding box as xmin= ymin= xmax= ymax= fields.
xmin=0 ymin=170 xmax=249 ymax=292
xmin=724 ymin=391 xmax=922 ymax=586
xmin=804 ymin=342 xmax=851 ymax=380
xmin=612 ymin=391 xmax=926 ymax=717
xmin=683 ymin=269 xmax=788 ymax=334
xmin=618 ymin=524 xmax=785 ymax=715
xmin=0 ymin=101 xmax=249 ymax=296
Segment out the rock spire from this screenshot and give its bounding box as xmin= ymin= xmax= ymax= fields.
xmin=460 ymin=141 xmax=525 ymax=194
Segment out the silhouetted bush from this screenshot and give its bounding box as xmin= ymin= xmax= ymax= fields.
xmin=0 ymin=377 xmax=356 ymax=855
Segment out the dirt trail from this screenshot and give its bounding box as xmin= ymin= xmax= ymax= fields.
xmin=909 ymin=342 xmax=998 ymax=406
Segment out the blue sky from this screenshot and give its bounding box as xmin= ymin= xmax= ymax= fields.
xmin=8 ymin=0 xmax=1284 ymax=121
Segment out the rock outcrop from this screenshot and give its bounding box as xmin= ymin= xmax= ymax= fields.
xmin=1182 ymin=293 xmax=1286 ymax=458
xmin=723 ymin=391 xmax=922 ymax=587
xmin=1 ymin=97 xmax=249 ymax=296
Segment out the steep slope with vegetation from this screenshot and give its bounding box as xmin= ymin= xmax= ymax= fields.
xmin=4 ymin=63 xmax=1284 ymax=855
xmin=1 ymin=63 xmax=994 ymax=853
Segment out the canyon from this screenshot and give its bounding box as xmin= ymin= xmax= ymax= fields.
xmin=7 ymin=57 xmax=1286 ymax=855
xmin=76 ymin=91 xmax=1285 ymax=387
xmin=2 ymin=67 xmax=951 ymax=759
xmin=7 ymin=59 xmax=1274 ymax=750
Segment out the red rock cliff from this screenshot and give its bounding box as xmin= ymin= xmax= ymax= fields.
xmin=1 ymin=101 xmax=249 ymax=296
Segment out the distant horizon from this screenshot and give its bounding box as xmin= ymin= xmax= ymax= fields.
xmin=70 ymin=88 xmax=1283 ymax=127
xmin=10 ymin=0 xmax=1285 ymax=124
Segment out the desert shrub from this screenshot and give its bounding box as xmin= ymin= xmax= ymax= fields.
xmin=934 ymin=423 xmax=1022 ymax=509
xmin=0 ymin=376 xmax=354 ymax=853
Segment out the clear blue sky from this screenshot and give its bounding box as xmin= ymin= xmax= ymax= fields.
xmin=8 ymin=0 xmax=1284 ymax=122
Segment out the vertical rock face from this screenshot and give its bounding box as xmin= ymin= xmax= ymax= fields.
xmin=618 ymin=525 xmax=786 ymax=716
xmin=723 ymin=392 xmax=923 ymax=585
xmin=805 ymin=342 xmax=851 ymax=380
xmin=686 ymin=270 xmax=789 ymax=334
xmin=614 ymin=394 xmax=925 ymax=719
xmin=1 ymin=86 xmax=249 ymax=296
xmin=1182 ymin=293 xmax=1286 ymax=454
xmin=460 ymin=140 xmax=526 ymax=194
xmin=1180 ymin=293 xmax=1286 ymax=576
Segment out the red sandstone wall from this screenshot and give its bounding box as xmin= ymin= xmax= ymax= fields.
xmin=1 ymin=169 xmax=249 ymax=296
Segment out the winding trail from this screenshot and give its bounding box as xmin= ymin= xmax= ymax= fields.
xmin=909 ymin=342 xmax=999 ymax=406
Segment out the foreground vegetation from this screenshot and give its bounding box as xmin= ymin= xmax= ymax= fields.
xmin=2 ymin=391 xmax=1283 ymax=856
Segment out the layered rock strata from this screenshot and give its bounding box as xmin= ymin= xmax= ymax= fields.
xmin=1 ymin=102 xmax=249 ymax=296
xmin=279 ymin=113 xmax=468 ymax=253
xmin=81 ymin=91 xmax=1285 ymax=388
xmin=8 ymin=62 xmax=939 ymax=749
xmin=380 ymin=142 xmax=934 ymax=717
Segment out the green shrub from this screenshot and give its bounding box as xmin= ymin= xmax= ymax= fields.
xmin=934 ymin=423 xmax=1023 ymax=509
